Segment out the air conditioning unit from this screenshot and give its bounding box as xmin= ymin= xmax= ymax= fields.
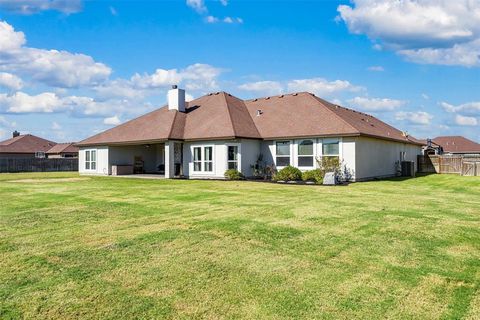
xmin=401 ymin=161 xmax=415 ymax=177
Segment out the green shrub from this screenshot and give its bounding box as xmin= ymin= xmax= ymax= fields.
xmin=224 ymin=169 xmax=244 ymax=180
xmin=302 ymin=169 xmax=324 ymax=184
xmin=273 ymin=166 xmax=302 ymax=182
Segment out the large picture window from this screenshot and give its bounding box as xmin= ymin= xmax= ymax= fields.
xmin=227 ymin=145 xmax=239 ymax=170
xmin=298 ymin=140 xmax=314 ymax=167
xmin=193 ymin=146 xmax=213 ymax=173
xmin=276 ymin=141 xmax=291 ymax=167
xmin=85 ymin=150 xmax=96 ymax=170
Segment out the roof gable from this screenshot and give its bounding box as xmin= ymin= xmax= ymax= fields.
xmin=77 ymin=91 xmax=421 ymax=146
xmin=433 ymin=136 xmax=480 ymax=153
xmin=0 ymin=134 xmax=56 ymax=154
xmin=46 ymin=143 xmax=79 ymax=154
xmin=244 ymin=92 xmax=358 ymax=139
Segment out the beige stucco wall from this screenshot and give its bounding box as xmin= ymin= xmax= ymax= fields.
xmin=183 ymin=139 xmax=261 ymax=179
xmin=354 ymin=136 xmax=422 ymax=181
xmin=79 ymin=146 xmax=109 ymax=175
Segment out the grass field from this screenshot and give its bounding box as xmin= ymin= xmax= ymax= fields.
xmin=1 ymin=172 xmax=479 ymax=319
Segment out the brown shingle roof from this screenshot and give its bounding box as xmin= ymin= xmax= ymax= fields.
xmin=433 ymin=136 xmax=480 ymax=153
xmin=46 ymin=142 xmax=79 ymax=154
xmin=0 ymin=134 xmax=56 ymax=154
xmin=77 ymin=91 xmax=421 ymax=146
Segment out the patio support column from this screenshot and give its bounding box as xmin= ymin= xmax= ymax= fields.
xmin=164 ymin=140 xmax=175 ymax=178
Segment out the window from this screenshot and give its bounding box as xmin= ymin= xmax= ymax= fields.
xmin=276 ymin=141 xmax=291 ymax=167
xmin=298 ymin=140 xmax=314 ymax=167
xmin=322 ymin=140 xmax=339 ymax=162
xmin=227 ymin=145 xmax=239 ymax=170
xmin=323 ymin=141 xmax=339 ymax=156
xmin=193 ymin=146 xmax=213 ymax=173
xmin=35 ymin=151 xmax=45 ymax=158
xmin=85 ymin=150 xmax=96 ymax=171
xmin=193 ymin=147 xmax=202 ymax=172
xmin=204 ymin=146 xmax=213 ymax=172
xmin=400 ymin=151 xmax=406 ymax=161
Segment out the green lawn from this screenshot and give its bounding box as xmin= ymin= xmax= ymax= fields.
xmin=0 ymin=172 xmax=479 ymax=319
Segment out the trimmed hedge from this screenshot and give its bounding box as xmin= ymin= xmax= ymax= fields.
xmin=273 ymin=166 xmax=302 ymax=182
xmin=302 ymin=169 xmax=324 ymax=184
xmin=224 ymin=169 xmax=244 ymax=180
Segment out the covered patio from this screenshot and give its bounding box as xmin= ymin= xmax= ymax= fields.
xmin=108 ymin=141 xmax=184 ymax=178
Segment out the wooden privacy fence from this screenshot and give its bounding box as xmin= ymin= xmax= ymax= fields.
xmin=418 ymin=155 xmax=480 ymax=176
xmin=0 ymin=158 xmax=78 ymax=173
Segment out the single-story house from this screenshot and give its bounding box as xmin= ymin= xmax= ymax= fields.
xmin=426 ymin=136 xmax=480 ymax=156
xmin=0 ymin=131 xmax=56 ymax=159
xmin=46 ymin=143 xmax=79 ymax=158
xmin=77 ymin=87 xmax=422 ymax=181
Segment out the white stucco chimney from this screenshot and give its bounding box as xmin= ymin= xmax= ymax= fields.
xmin=167 ymin=85 xmax=186 ymax=112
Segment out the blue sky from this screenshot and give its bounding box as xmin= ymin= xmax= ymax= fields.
xmin=0 ymin=0 xmax=479 ymax=143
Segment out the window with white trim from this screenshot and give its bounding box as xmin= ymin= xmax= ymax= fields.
xmin=276 ymin=141 xmax=291 ymax=167
xmin=322 ymin=141 xmax=339 ymax=161
xmin=35 ymin=151 xmax=45 ymax=159
xmin=85 ymin=150 xmax=96 ymax=170
xmin=193 ymin=146 xmax=213 ymax=173
xmin=227 ymin=145 xmax=239 ymax=170
xmin=298 ymin=140 xmax=314 ymax=167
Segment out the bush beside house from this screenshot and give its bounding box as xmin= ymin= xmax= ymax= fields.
xmin=273 ymin=166 xmax=302 ymax=182
xmin=302 ymin=169 xmax=324 ymax=184
xmin=224 ymin=169 xmax=244 ymax=180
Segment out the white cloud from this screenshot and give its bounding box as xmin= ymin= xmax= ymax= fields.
xmin=131 ymin=63 xmax=223 ymax=92
xmin=0 ymin=0 xmax=82 ymax=14
xmin=0 ymin=72 xmax=23 ymax=90
xmin=441 ymin=101 xmax=480 ymax=116
xmin=0 ymin=115 xmax=15 ymax=128
xmin=348 ymin=96 xmax=406 ymax=112
xmin=223 ymin=17 xmax=243 ymax=24
xmin=95 ymin=79 xmax=146 ymax=100
xmin=0 ymin=91 xmax=149 ymax=117
xmin=422 ymin=93 xmax=430 ymax=100
xmin=186 ymin=0 xmax=207 ymax=13
xmin=0 ymin=92 xmax=65 ymax=113
xmin=367 ymin=66 xmax=384 ymax=72
xmin=287 ymin=78 xmax=362 ymax=96
xmin=454 ymin=114 xmax=478 ymax=126
xmin=205 ymin=16 xmax=243 ymax=24
xmin=338 ymin=1 xmax=480 ymax=67
xmin=219 ymin=0 xmax=228 ymax=6
xmin=239 ymin=78 xmax=362 ymax=97
xmin=51 ymin=121 xmax=62 ymax=130
xmin=0 ymin=21 xmax=111 ymax=88
xmin=395 ymin=111 xmax=433 ymax=125
xmin=104 ymin=115 xmax=121 ymax=126
xmin=206 ymin=16 xmax=219 ymax=23
xmin=238 ymin=81 xmax=284 ymax=96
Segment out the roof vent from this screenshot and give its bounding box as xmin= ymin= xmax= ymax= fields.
xmin=279 ymin=95 xmax=284 ymax=98
xmin=293 ymin=93 xmax=298 ymax=96
xmin=12 ymin=130 xmax=20 ymax=138
xmin=256 ymin=109 xmax=263 ymax=116
xmin=265 ymin=97 xmax=270 ymax=100
xmin=253 ymin=98 xmax=258 ymax=102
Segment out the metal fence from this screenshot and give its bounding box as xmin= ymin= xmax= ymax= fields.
xmin=0 ymin=158 xmax=78 ymax=173
xmin=418 ymin=155 xmax=480 ymax=176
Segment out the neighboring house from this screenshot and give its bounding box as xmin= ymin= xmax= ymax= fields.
xmin=421 ymin=139 xmax=443 ymax=155
xmin=46 ymin=143 xmax=79 ymax=158
xmin=0 ymin=131 xmax=56 ymax=159
xmin=77 ymin=86 xmax=423 ymax=181
xmin=430 ymin=136 xmax=480 ymax=156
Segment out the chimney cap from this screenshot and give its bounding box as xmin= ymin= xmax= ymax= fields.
xmin=13 ymin=130 xmax=20 ymax=138
xmin=171 ymin=85 xmax=178 ymax=89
